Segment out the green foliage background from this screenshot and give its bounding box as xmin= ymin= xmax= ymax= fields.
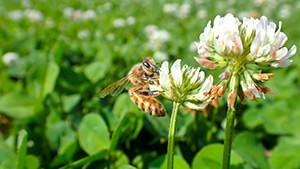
xmin=0 ymin=0 xmax=299 ymax=168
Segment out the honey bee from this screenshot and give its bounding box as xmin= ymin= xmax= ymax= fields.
xmin=99 ymin=57 xmax=166 ymax=116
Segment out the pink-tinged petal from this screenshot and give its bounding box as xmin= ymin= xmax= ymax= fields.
xmin=194 ymin=57 xmax=216 ymax=69
xmin=271 ymin=45 xmax=296 ymax=68
xmin=231 ymin=34 xmax=244 ymax=56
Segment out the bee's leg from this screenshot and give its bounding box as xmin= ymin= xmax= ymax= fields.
xmin=135 ymin=89 xmax=163 ymax=97
xmin=140 ymin=77 xmax=160 ymax=86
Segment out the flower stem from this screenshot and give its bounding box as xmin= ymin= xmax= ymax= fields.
xmin=222 ymin=107 xmax=236 ymax=169
xmin=167 ymin=102 xmax=180 ymax=169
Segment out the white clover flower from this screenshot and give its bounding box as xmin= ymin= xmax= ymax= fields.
xmin=22 ymin=0 xmax=32 ymax=8
xmin=176 ymin=3 xmax=191 ymax=19
xmin=163 ymin=3 xmax=179 ymax=14
xmin=112 ymin=18 xmax=126 ymax=28
xmin=63 ymin=7 xmax=74 ymax=18
xmin=189 ymin=42 xmax=197 ymax=52
xmin=195 ymin=13 xmax=297 ymax=109
xmin=82 ymin=9 xmax=97 ymax=20
xmin=151 ymin=59 xmax=214 ymax=110
xmin=72 ymin=10 xmax=83 ymax=20
xmin=153 ymin=51 xmax=169 ymax=62
xmin=148 ymin=29 xmax=171 ymax=50
xmin=278 ymin=4 xmax=292 ymax=19
xmin=24 ymin=9 xmax=44 ymax=22
xmin=77 ymin=30 xmax=90 ymax=40
xmin=126 ymin=16 xmax=136 ymax=25
xmin=2 ymin=52 xmax=20 ymax=66
xmin=7 ymin=10 xmax=24 ymax=21
xmin=196 ymin=8 xmax=208 ymax=19
xmin=144 ymin=25 xmax=158 ymax=36
xmin=106 ymin=33 xmax=115 ymax=41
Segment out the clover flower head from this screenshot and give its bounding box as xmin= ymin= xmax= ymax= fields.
xmin=150 ymin=59 xmax=213 ymax=110
xmin=195 ymin=13 xmax=297 ymax=110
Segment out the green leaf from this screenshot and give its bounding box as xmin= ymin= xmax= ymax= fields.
xmin=110 ymin=150 xmax=130 ymax=168
xmin=84 ymin=61 xmax=108 ymax=83
xmin=150 ymin=155 xmax=190 ymax=169
xmin=270 ymin=135 xmax=300 ymax=169
xmin=233 ymin=132 xmax=270 ymax=169
xmin=50 ymin=39 xmax=65 ymax=64
xmin=0 ymin=93 xmax=35 ymax=119
xmin=25 ymin=155 xmax=40 ymax=169
xmin=61 ymin=94 xmax=81 ymax=112
xmin=40 ymin=61 xmax=59 ymax=100
xmin=112 ymin=94 xmax=139 ymax=118
xmin=261 ymin=101 xmax=293 ymax=135
xmin=192 ymin=144 xmax=244 ymax=169
xmin=16 ymin=130 xmax=28 ymax=169
xmin=0 ymin=140 xmax=17 ymax=169
xmin=119 ymin=165 xmax=137 ymax=169
xmin=242 ymin=106 xmax=263 ymax=129
xmin=50 ymin=125 xmax=78 ymax=167
xmin=78 ymin=113 xmax=110 ymax=155
xmin=110 ymin=111 xmax=143 ymax=150
xmin=58 ymin=149 xmax=108 ymax=169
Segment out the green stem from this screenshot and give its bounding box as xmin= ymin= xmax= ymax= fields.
xmin=222 ymin=108 xmax=236 ymax=169
xmin=167 ymin=102 xmax=180 ymax=169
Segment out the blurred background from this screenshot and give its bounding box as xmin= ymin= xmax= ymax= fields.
xmin=0 ymin=0 xmax=300 ymax=168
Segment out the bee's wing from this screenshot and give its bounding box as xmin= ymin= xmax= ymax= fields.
xmin=99 ymin=74 xmax=134 ymax=98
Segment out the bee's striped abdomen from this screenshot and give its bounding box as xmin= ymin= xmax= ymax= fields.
xmin=129 ymin=88 xmax=165 ymax=117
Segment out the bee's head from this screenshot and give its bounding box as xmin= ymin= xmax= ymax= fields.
xmin=142 ymin=57 xmax=160 ymax=75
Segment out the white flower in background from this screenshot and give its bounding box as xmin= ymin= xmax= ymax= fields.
xmin=77 ymin=30 xmax=90 ymax=40
xmin=106 ymin=33 xmax=115 ymax=41
xmin=22 ymin=0 xmax=31 ymax=8
xmin=148 ymin=29 xmax=171 ymax=50
xmin=150 ymin=59 xmax=213 ymax=110
xmin=126 ymin=16 xmax=136 ymax=25
xmin=195 ymin=13 xmax=297 ymax=109
xmin=63 ymin=7 xmax=74 ymax=18
xmin=189 ymin=42 xmax=197 ymax=52
xmin=97 ymin=2 xmax=112 ymax=12
xmin=82 ymin=9 xmax=97 ymax=20
xmin=176 ymin=3 xmax=191 ymax=19
xmin=150 ymin=29 xmax=171 ymax=43
xmin=2 ymin=52 xmax=20 ymax=66
xmin=297 ymin=1 xmax=300 ymax=9
xmin=24 ymin=9 xmax=44 ymax=22
xmin=144 ymin=25 xmax=158 ymax=36
xmin=163 ymin=3 xmax=179 ymax=14
xmin=72 ymin=10 xmax=83 ymax=20
xmin=112 ymin=18 xmax=126 ymax=28
xmin=196 ymin=8 xmax=208 ymax=19
xmin=45 ymin=18 xmax=55 ymax=28
xmin=278 ymin=4 xmax=292 ymax=19
xmin=7 ymin=10 xmax=23 ymax=21
xmin=153 ymin=51 xmax=169 ymax=62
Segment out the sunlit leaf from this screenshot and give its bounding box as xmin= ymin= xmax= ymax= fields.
xmin=150 ymin=155 xmax=190 ymax=169
xmin=192 ymin=144 xmax=244 ymax=169
xmin=0 ymin=140 xmax=17 ymax=169
xmin=78 ymin=113 xmax=110 ymax=155
xmin=16 ymin=130 xmax=28 ymax=169
xmin=110 ymin=111 xmax=143 ymax=150
xmin=270 ymin=135 xmax=300 ymax=169
xmin=25 ymin=155 xmax=40 ymax=169
xmin=233 ymin=132 xmax=270 ymax=169
xmin=0 ymin=93 xmax=35 ymax=118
